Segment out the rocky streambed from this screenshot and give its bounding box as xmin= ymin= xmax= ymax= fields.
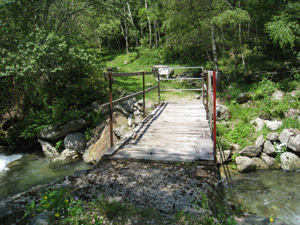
xmin=0 ymin=160 xmax=233 ymax=224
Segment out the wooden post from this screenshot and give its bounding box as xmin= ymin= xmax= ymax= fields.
xmin=109 ymin=71 xmax=114 ymax=148
xmin=202 ymin=74 xmax=204 ymax=105
xmin=143 ymin=71 xmax=146 ymax=117
xmin=213 ymin=71 xmax=217 ymax=163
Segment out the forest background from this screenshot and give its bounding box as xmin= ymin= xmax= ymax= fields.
xmin=1 ymin=0 xmax=300 ymax=151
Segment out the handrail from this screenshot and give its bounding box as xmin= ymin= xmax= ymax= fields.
xmin=106 ymin=71 xmax=158 ymax=147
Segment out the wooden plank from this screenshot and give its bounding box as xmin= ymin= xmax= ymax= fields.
xmin=111 ymin=151 xmax=213 ymax=162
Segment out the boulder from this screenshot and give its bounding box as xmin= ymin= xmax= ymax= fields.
xmin=152 ymin=65 xmax=174 ymax=78
xmin=113 ymin=125 xmax=127 ymax=138
xmin=196 ymin=95 xmax=201 ymax=100
xmin=250 ymin=118 xmax=265 ymax=132
xmin=263 ymin=141 xmax=276 ymax=156
xmin=266 ymin=132 xmax=279 ymax=142
xmin=284 ymin=109 xmax=300 ymax=119
xmin=255 ymin=135 xmax=265 ymax=147
xmin=271 ymin=90 xmax=284 ymax=101
xmin=236 ymin=156 xmax=256 ymax=172
xmin=83 ymin=120 xmax=118 ymax=164
xmin=230 ymin=143 xmax=240 ymax=153
xmin=133 ymin=115 xmax=144 ymax=126
xmin=29 ymin=212 xmax=51 ymax=225
xmin=133 ymin=110 xmax=141 ymax=116
xmin=38 ymin=119 xmax=87 ymax=141
xmin=279 ymin=129 xmax=294 ymax=144
xmin=112 ymin=112 xmax=127 ymax=125
xmin=252 ymin=158 xmax=269 ymax=170
xmin=216 ymin=104 xmax=231 ymax=120
xmin=280 ymin=152 xmax=300 ymax=171
xmin=237 ymin=93 xmax=252 ymax=104
xmin=290 ymin=88 xmax=300 ymax=97
xmin=38 ymin=139 xmax=59 ymax=158
xmin=265 ymin=120 xmax=282 ymax=131
xmin=128 ymin=115 xmax=133 ymax=127
xmin=113 ymin=104 xmax=129 ymax=117
xmin=287 ymin=135 xmax=300 ymax=152
xmin=216 ymin=150 xmax=231 ymax=164
xmin=239 ymin=146 xmax=261 ymax=157
xmin=64 ymin=132 xmax=86 ymax=154
xmin=137 ymin=99 xmax=144 ymax=106
xmin=261 ymin=153 xmax=280 ymax=169
xmin=121 ymin=98 xmax=136 ymax=113
xmin=50 ymin=149 xmax=80 ymax=167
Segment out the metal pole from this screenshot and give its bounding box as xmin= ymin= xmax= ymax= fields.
xmin=109 ymin=71 xmax=114 ymax=148
xmin=206 ymin=71 xmax=209 ymax=120
xmin=213 ymin=70 xmax=217 ymax=163
xmin=143 ymin=71 xmax=146 ymax=118
xmin=202 ymin=73 xmax=204 ymax=105
xmin=158 ymin=73 xmax=161 ymax=102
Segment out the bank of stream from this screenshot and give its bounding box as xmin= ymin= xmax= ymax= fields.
xmin=0 ymin=152 xmax=91 ymax=199
xmin=222 ymin=168 xmax=300 ymax=225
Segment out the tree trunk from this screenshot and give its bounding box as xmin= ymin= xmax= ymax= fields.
xmin=97 ymin=35 xmax=102 ymax=53
xmin=210 ymin=23 xmax=219 ymax=72
xmin=145 ymin=0 xmax=152 ymax=48
xmin=154 ymin=20 xmax=158 ymax=48
xmin=206 ymin=50 xmax=213 ymax=69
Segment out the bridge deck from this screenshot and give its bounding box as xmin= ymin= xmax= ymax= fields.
xmin=107 ymin=102 xmax=214 ymax=163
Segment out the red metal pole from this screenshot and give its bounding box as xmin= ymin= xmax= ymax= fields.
xmin=109 ymin=71 xmax=114 ymax=147
xmin=213 ymin=71 xmax=217 ymax=163
xmin=143 ymin=71 xmax=146 ymax=118
xmin=206 ymin=71 xmax=209 ymax=120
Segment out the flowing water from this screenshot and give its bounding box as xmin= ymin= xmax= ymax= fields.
xmin=0 ymin=153 xmax=91 ymax=199
xmin=222 ymin=169 xmax=300 ymax=225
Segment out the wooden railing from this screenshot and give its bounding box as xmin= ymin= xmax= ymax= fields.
xmin=102 ymin=71 xmax=158 ymax=148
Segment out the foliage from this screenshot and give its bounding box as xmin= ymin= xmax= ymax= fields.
xmin=274 ymin=143 xmax=287 ymax=163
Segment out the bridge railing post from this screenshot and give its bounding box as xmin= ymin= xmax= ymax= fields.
xmin=109 ymin=71 xmax=114 ymax=148
xmin=143 ymin=71 xmax=146 ymax=117
xmin=213 ymin=71 xmax=217 ymax=163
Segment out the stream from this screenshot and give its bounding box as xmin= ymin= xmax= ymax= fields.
xmin=222 ymin=169 xmax=300 ymax=225
xmin=0 ymin=152 xmax=91 ymax=199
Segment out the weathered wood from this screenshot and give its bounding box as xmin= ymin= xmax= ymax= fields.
xmin=103 ymin=71 xmax=153 ymax=78
xmin=107 ymin=102 xmax=214 ymax=163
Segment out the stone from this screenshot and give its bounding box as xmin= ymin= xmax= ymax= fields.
xmin=290 ymin=88 xmax=300 ymax=97
xmin=239 ymin=146 xmax=261 ymax=158
xmin=121 ymin=98 xmax=136 ymax=113
xmin=38 ymin=119 xmax=87 ymax=141
xmin=50 ymin=149 xmax=80 ymax=167
xmin=230 ymin=143 xmax=240 ymax=153
xmin=137 ymin=99 xmax=144 ymax=106
xmin=128 ymin=115 xmax=133 ymax=127
xmin=196 ymin=167 xmax=210 ymax=178
xmin=279 ymin=129 xmax=295 ymax=144
xmin=263 ymin=141 xmax=276 ymax=156
xmin=236 ymin=156 xmax=256 ymax=172
xmin=266 ymin=132 xmax=279 ymax=142
xmin=280 ymin=152 xmax=300 ymax=171
xmin=29 ymin=212 xmax=51 ymax=225
xmin=265 ymin=120 xmax=282 ymax=131
xmin=252 ymin=157 xmax=269 ymax=170
xmin=284 ymin=109 xmax=300 ymax=119
xmin=216 ymin=150 xmax=231 ymax=164
xmin=133 ymin=115 xmax=143 ymax=126
xmin=83 ymin=120 xmax=118 ymax=164
xmin=64 ymin=132 xmax=86 ymax=154
xmin=113 ymin=125 xmax=127 ymax=138
xmin=255 ymin=135 xmax=265 ymax=147
xmin=38 ymin=139 xmax=59 ymax=158
xmin=237 ymin=93 xmax=252 ymax=104
xmin=112 ymin=112 xmax=127 ymax=125
xmin=133 ymin=110 xmax=140 ymax=116
xmin=271 ymin=90 xmax=284 ymax=101
xmin=250 ymin=118 xmax=265 ymax=132
xmin=113 ymin=104 xmax=129 ymax=117
xmin=216 ymin=104 xmax=231 ymax=120
xmin=261 ymin=153 xmax=280 ymax=169
xmin=287 ymin=135 xmax=300 ymax=152
xmin=195 ymin=95 xmax=201 ymax=100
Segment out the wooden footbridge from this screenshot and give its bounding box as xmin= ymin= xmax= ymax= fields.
xmin=103 ymin=67 xmax=217 ymax=165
